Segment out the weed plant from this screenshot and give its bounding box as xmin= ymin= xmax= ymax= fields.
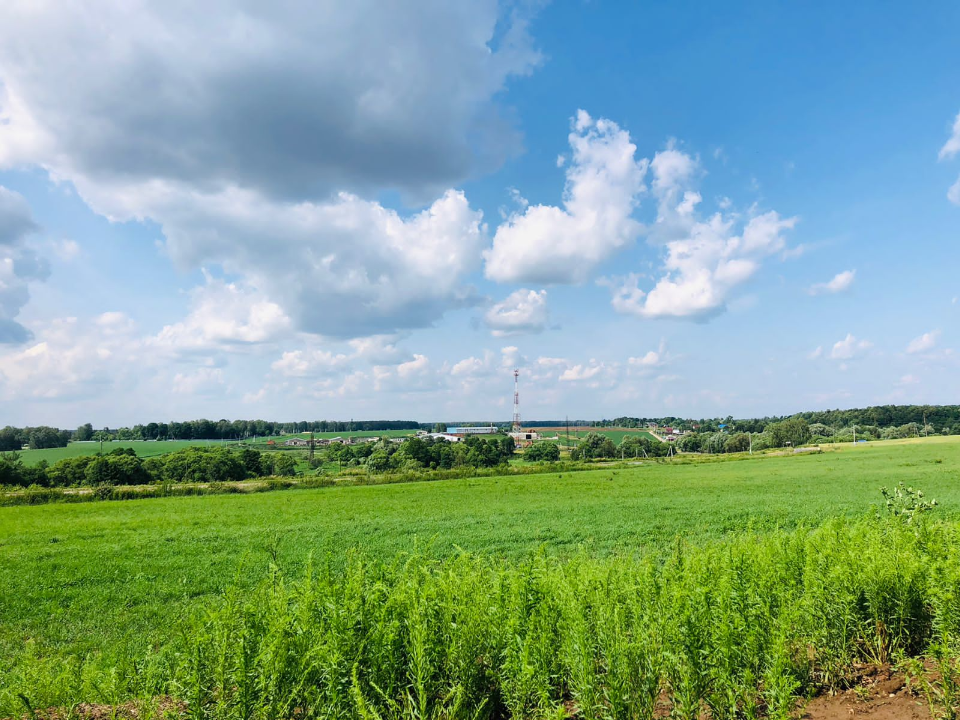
xmin=4 ymin=516 xmax=960 ymax=719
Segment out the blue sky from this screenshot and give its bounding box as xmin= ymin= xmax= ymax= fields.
xmin=0 ymin=1 xmax=958 ymax=426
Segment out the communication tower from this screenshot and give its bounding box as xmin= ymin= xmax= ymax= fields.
xmin=512 ymin=369 xmax=521 ymax=433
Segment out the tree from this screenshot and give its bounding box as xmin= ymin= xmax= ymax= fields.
xmin=367 ymin=450 xmax=392 ymax=473
xmin=75 ymin=423 xmax=94 ymax=442
xmin=270 ymin=454 xmax=297 ymax=477
xmin=433 ymin=422 xmax=448 ymax=433
xmin=767 ymin=418 xmax=811 ymax=448
xmin=577 ymin=433 xmax=617 ymax=460
xmin=525 ymin=441 xmax=559 ymax=462
xmin=0 ymin=427 xmax=22 ymax=452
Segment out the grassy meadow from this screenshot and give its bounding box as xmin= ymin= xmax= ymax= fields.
xmin=2 ymin=436 xmax=959 ymax=716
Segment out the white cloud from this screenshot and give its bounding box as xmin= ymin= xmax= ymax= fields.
xmin=809 ymin=269 xmax=856 ymax=295
xmin=372 ymin=353 xmax=445 ymax=393
xmin=347 ymin=335 xmax=409 ymax=365
xmin=808 ymin=346 xmax=823 ymax=360
xmin=0 ymin=2 xmax=543 ymax=340
xmin=271 ymin=349 xmax=351 ymax=378
xmin=949 ymin=176 xmax=960 ymax=206
xmin=0 ymin=1 xmax=541 ymax=200
xmin=609 ymin=146 xmax=798 ymax=320
xmin=830 ymin=333 xmax=872 ymax=360
xmin=484 ymin=110 xmax=648 ymax=284
xmin=940 ymin=111 xmax=960 ymax=161
xmin=0 ymin=313 xmax=141 ymax=400
xmin=151 ymin=274 xmax=292 ymax=352
xmin=0 ymin=186 xmax=48 ymax=343
xmin=121 ymin=185 xmax=486 ymax=338
xmin=55 ymin=238 xmax=80 ymax=261
xmin=172 ymin=368 xmax=226 ymax=396
xmin=627 ymin=340 xmax=668 ymax=373
xmin=899 ymin=374 xmax=919 ymax=386
xmin=906 ymin=330 xmax=940 ymax=354
xmin=484 ymin=288 xmax=548 ymax=336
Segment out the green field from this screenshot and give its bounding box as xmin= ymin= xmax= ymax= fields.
xmin=532 ymin=427 xmax=661 ymax=444
xmin=252 ymin=429 xmax=417 ymax=443
xmin=12 ymin=439 xmax=240 ymax=467
xmin=1 ymin=436 xmax=958 ymax=669
xmin=11 ymin=431 xmax=420 ymax=467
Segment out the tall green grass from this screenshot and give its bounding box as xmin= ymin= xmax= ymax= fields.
xmin=5 ymin=516 xmax=960 ymax=719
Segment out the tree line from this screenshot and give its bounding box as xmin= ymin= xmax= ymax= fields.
xmin=597 ymin=404 xmax=960 ymax=436
xmin=324 ymin=435 xmax=517 ymax=473
xmin=0 ymin=419 xmax=422 ymax=448
xmin=0 ymin=446 xmax=297 ymax=489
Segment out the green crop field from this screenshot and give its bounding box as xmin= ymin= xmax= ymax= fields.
xmin=2 ymin=436 xmax=959 ymax=716
xmin=1 ymin=437 xmax=957 ymax=653
xmin=12 ymin=439 xmax=240 ymax=467
xmin=532 ymin=427 xmax=661 ymax=444
xmin=248 ymin=428 xmax=417 ymax=444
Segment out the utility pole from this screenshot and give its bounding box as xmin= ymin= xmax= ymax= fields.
xmin=853 ymin=425 xmax=856 ymax=444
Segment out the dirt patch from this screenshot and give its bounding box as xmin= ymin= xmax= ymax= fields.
xmin=799 ymin=665 xmax=929 ymax=719
xmin=6 ymin=696 xmax=186 ymax=720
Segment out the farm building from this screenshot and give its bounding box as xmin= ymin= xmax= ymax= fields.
xmin=447 ymin=426 xmax=498 ymax=436
xmin=508 ymin=430 xmax=540 ymax=444
xmin=423 ymin=432 xmax=462 ymax=443
xmin=284 ymin=438 xmax=310 ymax=447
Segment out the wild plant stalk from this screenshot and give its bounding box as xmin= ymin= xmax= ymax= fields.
xmin=5 ymin=516 xmax=960 ymax=719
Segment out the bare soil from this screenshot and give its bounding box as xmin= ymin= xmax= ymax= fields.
xmin=798 ymin=665 xmax=930 ymax=720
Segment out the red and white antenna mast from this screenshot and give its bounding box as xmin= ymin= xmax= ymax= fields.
xmin=512 ymin=368 xmax=521 ymax=432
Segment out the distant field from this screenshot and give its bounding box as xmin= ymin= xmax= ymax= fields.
xmin=529 ymin=426 xmax=661 ymax=444
xmin=10 ymin=431 xmax=423 ymax=466
xmin=12 ymin=439 xmax=239 ymax=467
xmin=2 ymin=435 xmax=959 ymax=667
xmin=249 ymin=429 xmax=417 ymax=444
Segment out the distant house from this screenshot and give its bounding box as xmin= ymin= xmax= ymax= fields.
xmin=284 ymin=438 xmax=310 ymax=447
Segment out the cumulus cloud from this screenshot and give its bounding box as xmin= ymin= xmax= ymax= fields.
xmin=0 ymin=313 xmax=140 ymax=400
xmin=484 ymin=288 xmax=548 ymax=336
xmin=940 ymin=111 xmax=960 ymax=161
xmin=830 ymin=333 xmax=872 ymax=360
xmin=609 ymin=146 xmax=798 ymax=320
xmin=809 ymin=269 xmax=856 ymax=295
xmin=906 ymin=330 xmax=940 ymax=354
xmin=136 ymin=186 xmax=486 ymax=338
xmin=0 ymin=186 xmax=48 ymax=343
xmin=151 ymin=274 xmax=292 ymax=352
xmin=484 ymin=110 xmax=648 ymax=284
xmin=271 ymin=349 xmax=351 ymax=378
xmin=171 ymin=368 xmax=226 ymax=396
xmin=0 ymin=1 xmax=544 ymax=340
xmin=949 ymin=176 xmax=960 ymax=206
xmin=0 ymin=1 xmax=541 ymax=201
xmin=627 ymin=340 xmax=668 ymax=373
